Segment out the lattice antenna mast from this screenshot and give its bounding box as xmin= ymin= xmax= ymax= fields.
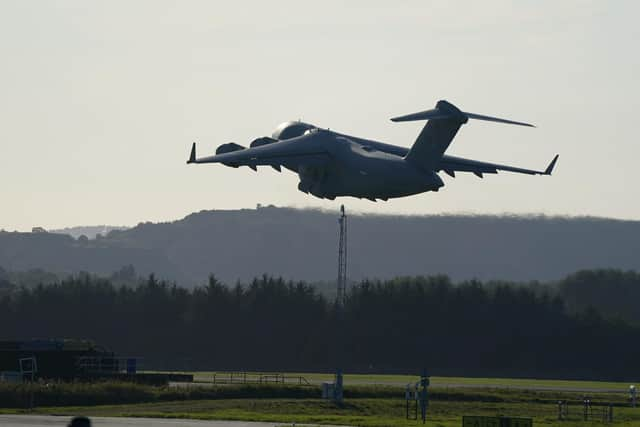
xmin=337 ymin=204 xmax=348 ymax=307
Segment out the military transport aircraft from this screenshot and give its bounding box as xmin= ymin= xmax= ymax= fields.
xmin=187 ymin=100 xmax=558 ymax=201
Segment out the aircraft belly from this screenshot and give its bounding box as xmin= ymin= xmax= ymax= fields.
xmin=328 ymin=156 xmax=443 ymax=199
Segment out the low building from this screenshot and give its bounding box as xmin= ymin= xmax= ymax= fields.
xmin=0 ymin=339 xmax=118 ymax=380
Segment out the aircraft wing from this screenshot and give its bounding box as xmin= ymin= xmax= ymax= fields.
xmin=438 ymin=154 xmax=559 ymax=177
xmin=187 ymin=135 xmax=330 ymax=170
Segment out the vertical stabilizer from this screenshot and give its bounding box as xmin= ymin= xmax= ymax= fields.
xmin=401 ymin=100 xmax=467 ymax=171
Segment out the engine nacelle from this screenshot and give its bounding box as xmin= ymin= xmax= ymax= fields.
xmin=215 ymin=142 xmax=245 ymax=155
xmin=216 ymin=142 xmax=245 ymax=168
xmin=250 ymin=136 xmax=277 ymax=148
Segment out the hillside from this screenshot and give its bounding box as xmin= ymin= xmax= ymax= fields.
xmin=51 ymin=225 xmax=127 ymax=239
xmin=1 ymin=206 xmax=640 ymax=285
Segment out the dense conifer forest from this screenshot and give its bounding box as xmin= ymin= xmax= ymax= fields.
xmin=2 ymin=270 xmax=639 ymax=380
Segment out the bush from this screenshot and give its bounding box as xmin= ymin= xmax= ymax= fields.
xmin=0 ymin=381 xmax=321 ymax=408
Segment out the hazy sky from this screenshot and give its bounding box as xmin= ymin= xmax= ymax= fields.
xmin=1 ymin=1 xmax=639 ymax=231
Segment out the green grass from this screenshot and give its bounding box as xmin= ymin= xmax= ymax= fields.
xmin=4 ymin=396 xmax=640 ymax=427
xmin=156 ymin=370 xmax=636 ymax=392
xmin=2 ymin=382 xmax=639 ymax=427
xmin=0 ymin=382 xmax=322 ymax=408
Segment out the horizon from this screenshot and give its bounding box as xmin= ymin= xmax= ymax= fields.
xmin=4 ymin=205 xmax=640 ymax=285
xmin=7 ymin=204 xmax=640 ymax=234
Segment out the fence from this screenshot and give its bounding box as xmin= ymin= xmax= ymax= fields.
xmin=557 ymin=400 xmax=614 ymax=423
xmin=206 ymin=371 xmax=310 ymax=385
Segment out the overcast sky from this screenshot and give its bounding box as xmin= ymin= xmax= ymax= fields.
xmin=1 ymin=1 xmax=639 ymax=231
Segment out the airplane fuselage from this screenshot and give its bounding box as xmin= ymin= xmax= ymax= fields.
xmin=296 ymin=131 xmax=443 ymax=200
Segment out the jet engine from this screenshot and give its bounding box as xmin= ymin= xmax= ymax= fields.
xmin=216 ymin=142 xmax=245 ymax=155
xmin=215 ymin=142 xmax=245 ymax=168
xmin=249 ymin=136 xmax=278 ymax=148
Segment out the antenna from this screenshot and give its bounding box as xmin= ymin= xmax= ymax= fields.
xmin=337 ymin=205 xmax=347 ymax=307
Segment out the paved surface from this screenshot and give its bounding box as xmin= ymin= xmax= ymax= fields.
xmin=0 ymin=415 xmax=297 ymax=427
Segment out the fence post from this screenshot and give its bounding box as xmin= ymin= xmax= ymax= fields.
xmin=583 ymin=397 xmax=588 ymax=421
xmin=557 ymin=401 xmax=563 ymax=421
xmin=405 ymin=385 xmax=409 ymax=419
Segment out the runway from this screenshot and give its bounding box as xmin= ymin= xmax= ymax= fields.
xmin=0 ymin=415 xmax=301 ymax=427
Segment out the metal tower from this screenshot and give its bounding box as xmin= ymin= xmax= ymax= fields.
xmin=337 ymin=204 xmax=347 ymax=307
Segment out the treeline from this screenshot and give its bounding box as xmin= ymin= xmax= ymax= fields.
xmin=558 ymin=269 xmax=640 ymax=324
xmin=1 ymin=273 xmax=639 ymax=381
xmin=0 ymin=265 xmax=137 ymax=290
xmin=5 ymin=266 xmax=640 ymax=325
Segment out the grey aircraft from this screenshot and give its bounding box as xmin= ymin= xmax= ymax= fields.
xmin=187 ymin=100 xmax=558 ymax=201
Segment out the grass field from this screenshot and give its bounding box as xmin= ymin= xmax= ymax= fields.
xmin=175 ymin=371 xmax=635 ymax=392
xmin=2 ymin=379 xmax=640 ymax=427
xmin=3 ymin=395 xmax=639 ymax=427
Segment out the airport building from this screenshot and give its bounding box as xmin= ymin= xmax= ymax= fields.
xmin=0 ymin=339 xmax=191 ymax=384
xmin=0 ymin=339 xmax=123 ymax=381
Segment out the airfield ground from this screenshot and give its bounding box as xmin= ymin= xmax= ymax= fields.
xmin=183 ymin=372 xmax=636 ymax=393
xmin=2 ymin=374 xmax=640 ymax=427
xmin=0 ymin=416 xmax=300 ymax=427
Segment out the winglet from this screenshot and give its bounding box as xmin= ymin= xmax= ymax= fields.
xmin=544 ymin=154 xmax=559 ymax=175
xmin=187 ymin=142 xmax=196 ymax=164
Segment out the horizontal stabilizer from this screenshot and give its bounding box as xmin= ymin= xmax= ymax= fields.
xmin=390 ymin=108 xmax=453 ymax=122
xmin=464 ymin=112 xmax=534 ymax=127
xmin=391 ymin=100 xmax=534 ymax=127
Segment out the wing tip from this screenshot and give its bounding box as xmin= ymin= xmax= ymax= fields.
xmin=187 ymin=142 xmax=196 ymax=164
xmin=544 ymin=154 xmax=559 ymax=175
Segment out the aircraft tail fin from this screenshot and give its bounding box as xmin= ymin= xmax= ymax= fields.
xmin=394 ymin=100 xmax=534 ymax=171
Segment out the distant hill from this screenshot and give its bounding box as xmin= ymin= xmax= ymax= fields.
xmin=51 ymin=225 xmax=127 ymax=239
xmin=1 ymin=206 xmax=640 ymax=286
